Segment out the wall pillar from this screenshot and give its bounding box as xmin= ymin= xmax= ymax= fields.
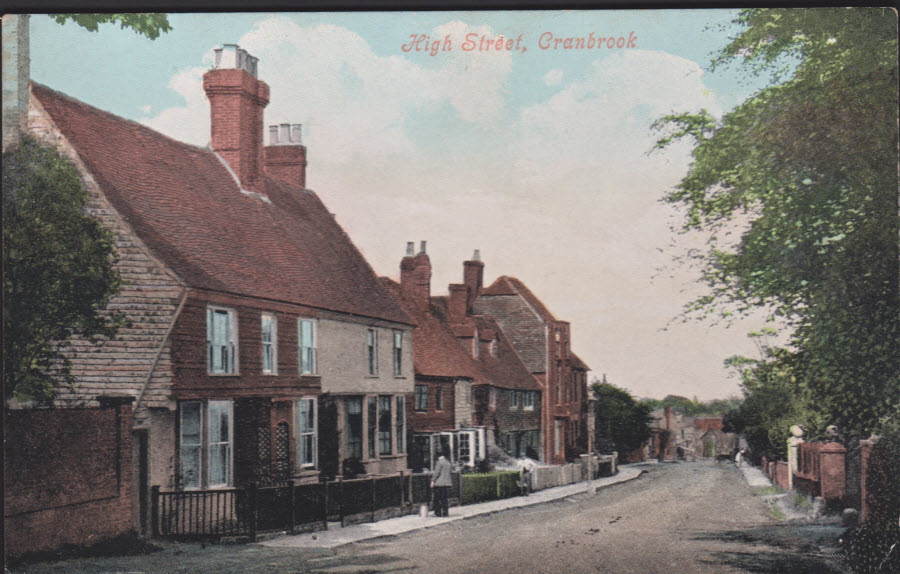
xmin=818 ymin=441 xmax=847 ymax=502
xmin=859 ymin=437 xmax=879 ymax=522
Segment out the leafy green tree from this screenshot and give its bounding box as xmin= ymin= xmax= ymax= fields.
xmin=3 ymin=137 xmax=122 ymax=404
xmin=641 ymin=395 xmax=742 ymax=417
xmin=652 ymin=8 xmax=899 ymax=438
xmin=593 ymin=379 xmax=653 ymax=454
xmin=50 ymin=14 xmax=171 ymax=40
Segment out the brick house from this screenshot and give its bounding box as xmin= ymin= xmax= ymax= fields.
xmin=23 ymin=44 xmax=415 ymax=530
xmin=384 ymin=244 xmax=543 ymax=468
xmin=473 ymin=276 xmax=592 ymax=464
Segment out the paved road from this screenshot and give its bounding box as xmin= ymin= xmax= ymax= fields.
xmin=10 ymin=462 xmax=846 ymax=574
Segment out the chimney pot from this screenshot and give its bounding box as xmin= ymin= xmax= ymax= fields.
xmin=279 ymin=123 xmax=291 ymax=143
xmin=269 ymin=125 xmax=279 ymax=144
xmin=406 ymin=242 xmax=415 ymax=256
xmin=472 ymin=249 xmax=481 ymax=261
xmin=212 ymin=44 xmax=258 ymax=77
xmin=419 ymin=241 xmax=427 ymax=254
xmin=291 ymin=124 xmax=302 ymax=143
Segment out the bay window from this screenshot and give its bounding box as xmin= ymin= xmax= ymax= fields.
xmin=179 ymin=400 xmax=233 ymax=489
xmin=378 ymin=395 xmax=392 ymax=455
xmin=346 ymin=397 xmax=363 ymax=459
xmin=395 ymin=396 xmax=405 ymax=454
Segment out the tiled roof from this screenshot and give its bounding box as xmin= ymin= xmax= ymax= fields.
xmin=569 ymin=352 xmax=590 ymax=371
xmin=33 ymin=83 xmax=412 ymax=325
xmin=481 ymin=276 xmax=557 ymax=322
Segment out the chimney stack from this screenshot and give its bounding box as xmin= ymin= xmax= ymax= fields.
xmin=265 ymin=121 xmax=307 ymax=188
xmin=2 ymin=15 xmax=29 ymax=152
xmin=463 ymin=249 xmax=484 ymax=311
xmin=400 ymin=240 xmax=431 ymax=309
xmin=203 ymin=44 xmax=270 ymax=194
xmin=448 ymin=284 xmax=468 ymax=323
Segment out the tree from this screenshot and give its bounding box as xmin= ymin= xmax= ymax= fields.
xmin=652 ymin=8 xmax=899 ymax=439
xmin=592 ymin=379 xmax=653 ymax=454
xmin=50 ymin=14 xmax=171 ymax=40
xmin=3 ymin=137 xmax=122 ymax=404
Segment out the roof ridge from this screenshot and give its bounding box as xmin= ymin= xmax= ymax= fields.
xmin=31 ymin=82 xmax=212 ymax=156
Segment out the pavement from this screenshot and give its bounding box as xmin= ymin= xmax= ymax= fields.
xmin=736 ymin=461 xmax=773 ymax=489
xmin=259 ymin=465 xmax=644 ymax=549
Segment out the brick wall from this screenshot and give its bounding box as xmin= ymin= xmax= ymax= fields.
xmin=408 ymin=378 xmax=455 ymax=432
xmin=4 ymin=400 xmax=135 ymax=559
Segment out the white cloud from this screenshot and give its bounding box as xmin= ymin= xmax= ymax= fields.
xmin=140 ymin=104 xmax=152 ymax=114
xmin=542 ymin=68 xmax=563 ymax=86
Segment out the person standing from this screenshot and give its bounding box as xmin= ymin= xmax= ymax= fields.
xmin=431 ymin=454 xmax=453 ymax=517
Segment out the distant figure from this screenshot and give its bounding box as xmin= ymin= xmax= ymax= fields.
xmin=735 ymin=449 xmax=744 ymax=468
xmin=431 ymin=454 xmax=453 ymax=517
xmin=520 ymin=468 xmax=531 ymax=496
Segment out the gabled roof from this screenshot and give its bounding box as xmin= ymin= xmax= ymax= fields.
xmin=569 ymin=353 xmax=590 ymax=371
xmin=32 ymin=83 xmax=411 ymax=325
xmin=481 ymin=276 xmax=556 ymax=322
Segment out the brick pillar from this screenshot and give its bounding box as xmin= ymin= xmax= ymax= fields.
xmin=818 ymin=442 xmax=847 ymax=502
xmin=859 ymin=438 xmax=878 ymax=522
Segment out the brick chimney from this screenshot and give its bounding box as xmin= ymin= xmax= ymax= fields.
xmin=203 ymin=44 xmax=269 ymax=194
xmin=265 ymin=123 xmax=307 ymax=188
xmin=400 ymin=241 xmax=431 ymax=309
xmin=463 ymin=249 xmax=484 ymax=311
xmin=448 ymin=284 xmax=468 ymax=323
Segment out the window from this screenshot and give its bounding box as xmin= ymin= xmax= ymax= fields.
xmin=489 ymin=387 xmax=497 ymax=411
xmin=523 ymin=391 xmax=535 ymax=411
xmin=555 ymin=420 xmax=564 ymax=456
xmin=378 ymin=395 xmax=392 ymax=455
xmin=509 ymin=389 xmax=519 ymax=409
xmin=207 ymin=307 xmax=237 ymax=374
xmin=179 ymin=400 xmax=233 ymax=489
xmin=393 ymin=331 xmax=403 ymax=376
xmin=459 ymin=432 xmax=471 ymax=464
xmin=435 ymin=387 xmax=444 ymax=411
xmin=368 ymin=396 xmax=377 ymax=458
xmin=489 ymin=339 xmax=496 ymax=357
xmin=346 ymin=397 xmax=363 ymax=459
xmin=296 ymin=398 xmax=317 ymax=468
xmin=472 ymin=336 xmax=479 ymax=358
xmin=298 ymin=319 xmax=317 ymax=374
xmin=367 ymin=329 xmax=378 ymax=375
xmin=414 ymin=385 xmax=428 ymax=411
xmin=395 ymin=396 xmax=405 ymax=454
xmin=556 ymin=364 xmax=563 ymax=404
xmin=261 ymin=314 xmax=277 ymax=374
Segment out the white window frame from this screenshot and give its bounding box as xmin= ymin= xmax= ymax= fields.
xmin=523 ymin=391 xmax=535 ymax=411
xmin=179 ymin=400 xmax=234 ymax=490
xmin=392 ymin=331 xmax=403 ymax=377
xmin=296 ymin=397 xmax=317 ymax=469
xmin=298 ymin=318 xmax=317 ymax=375
xmin=367 ymin=328 xmax=379 ymax=375
xmin=261 ymin=313 xmax=277 ymax=375
xmin=207 ymin=306 xmax=238 ymax=375
xmin=489 ymin=387 xmax=497 ymax=411
xmin=414 ymin=384 xmax=428 ymax=412
xmin=509 ymin=389 xmax=519 ymax=409
xmin=435 ymin=386 xmax=444 ymax=411
xmin=395 ymin=395 xmax=406 ymax=454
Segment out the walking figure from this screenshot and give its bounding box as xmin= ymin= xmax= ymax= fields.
xmin=735 ymin=448 xmax=745 ymax=468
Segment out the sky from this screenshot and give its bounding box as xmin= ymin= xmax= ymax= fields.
xmin=29 ymin=10 xmax=779 ymax=400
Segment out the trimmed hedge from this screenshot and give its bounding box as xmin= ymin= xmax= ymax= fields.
xmin=461 ymin=471 xmax=521 ymax=505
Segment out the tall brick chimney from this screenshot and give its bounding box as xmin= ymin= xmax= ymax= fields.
xmin=400 ymin=241 xmax=431 ymax=309
xmin=448 ymin=284 xmax=468 ymax=323
xmin=265 ymin=122 xmax=307 ymax=188
xmin=463 ymin=249 xmax=484 ymax=311
xmin=203 ymin=44 xmax=269 ymax=194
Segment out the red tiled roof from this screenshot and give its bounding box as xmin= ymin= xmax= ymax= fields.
xmin=481 ymin=276 xmax=557 ymax=322
xmin=33 ymin=83 xmax=412 ymax=325
xmin=569 ymin=352 xmax=590 ymax=371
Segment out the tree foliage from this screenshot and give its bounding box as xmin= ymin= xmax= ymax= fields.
xmin=592 ymin=379 xmax=653 ymax=454
xmin=641 ymin=394 xmax=742 ymax=417
xmin=652 ymin=8 xmax=899 ymax=438
xmin=50 ymin=14 xmax=171 ymax=40
xmin=3 ymin=137 xmax=122 ymax=404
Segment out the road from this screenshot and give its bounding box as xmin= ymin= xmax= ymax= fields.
xmin=10 ymin=461 xmax=846 ymax=574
